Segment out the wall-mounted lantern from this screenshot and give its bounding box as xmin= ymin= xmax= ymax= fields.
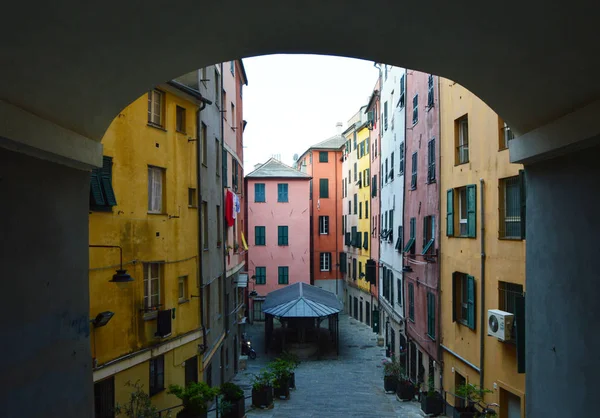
xmin=89 ymin=244 xmax=134 ymax=283
xmin=91 ymin=311 xmax=115 ymax=328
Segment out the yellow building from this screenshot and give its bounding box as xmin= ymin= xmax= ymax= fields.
xmin=90 ymin=81 xmax=208 ymax=415
xmin=356 ymin=123 xmax=371 ymax=293
xmin=439 ymin=79 xmax=526 ymax=418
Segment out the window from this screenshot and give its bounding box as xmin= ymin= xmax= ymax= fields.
xmin=319 ymin=151 xmax=328 ymax=162
xmin=384 ymin=101 xmax=388 ymax=131
xmin=447 ymin=185 xmax=476 ymax=237
xmin=363 ymin=231 xmax=368 ymax=250
xmin=399 ymin=142 xmax=405 ymax=175
xmin=254 ymin=183 xmax=265 ymax=202
xmin=389 ymin=152 xmax=395 ymax=181
xmin=176 ymin=106 xmax=186 ymax=132
xmin=319 ymin=216 xmax=329 ymax=235
xmin=320 ymin=252 xmax=331 ymax=271
xmin=395 ymin=225 xmax=404 ymax=252
xmin=90 ymin=156 xmax=117 ymax=211
xmin=404 ymin=217 xmax=416 ymax=254
xmin=204 ymin=284 xmax=211 ymax=328
xmin=397 ymin=279 xmax=402 ymax=305
xmin=277 ymin=183 xmax=288 ymax=202
xmin=178 ymin=276 xmax=188 ymax=302
xmin=427 ymin=292 xmax=435 ymax=339
xmin=222 ymin=90 xmax=227 ymax=120
xmin=456 ymin=115 xmax=469 ymax=164
xmin=384 ymin=158 xmax=388 ymax=183
xmin=500 ymin=122 xmax=515 ymax=150
xmin=214 ymin=68 xmax=220 ymax=106
xmin=399 ymin=74 xmax=406 ymax=108
xmin=365 ymin=201 xmax=369 ymax=218
xmin=201 ymin=123 xmax=208 ymax=166
xmin=202 ymin=202 xmax=208 ymax=250
xmin=149 ymin=355 xmax=165 ymax=396
xmin=231 ymin=159 xmax=239 ymax=192
xmin=353 ymin=163 xmax=357 ymax=182
xmin=427 ymin=74 xmax=434 ymax=108
xmin=412 ymin=94 xmax=419 ymax=125
xmin=453 ymin=272 xmax=475 ymax=329
xmin=230 ymin=102 xmax=235 ymax=128
xmin=278 ymin=267 xmax=289 ymax=284
xmin=353 ymin=194 xmax=357 ymax=214
xmin=359 ymin=202 xmax=362 ymax=219
xmin=278 ymin=226 xmax=289 ymax=246
xmin=188 ymin=188 xmax=197 ymax=207
xmin=255 ymin=226 xmax=266 ymax=246
xmin=422 ymin=216 xmax=435 ymax=255
xmin=372 ymin=175 xmax=377 ymax=197
xmin=215 ymin=138 xmax=220 ymax=176
xmin=319 ymin=178 xmax=329 ymax=198
xmin=411 ymin=152 xmax=417 ymax=189
xmin=348 ymin=200 xmax=351 ymax=214
xmin=408 ymin=283 xmax=415 ymax=321
xmin=223 ymin=151 xmax=229 ymax=186
xmin=144 ymin=263 xmax=161 ymax=310
xmin=148 ymin=89 xmax=163 ymax=126
xmin=148 ymin=166 xmax=165 ymax=213
xmin=365 ymin=169 xmax=370 ymax=185
xmin=352 ymin=258 xmax=357 ymax=280
xmin=94 ymin=377 xmax=115 ymax=418
xmin=216 ymin=205 xmax=221 ymax=247
xmin=499 ymin=281 xmax=524 ymax=316
xmin=255 ymin=267 xmax=266 ymax=285
xmin=427 ymin=138 xmax=436 ymax=183
xmin=499 ymin=173 xmax=526 ymax=239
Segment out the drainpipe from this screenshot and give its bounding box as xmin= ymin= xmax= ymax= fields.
xmin=335 ymin=147 xmax=339 ymax=297
xmin=220 ymin=62 xmax=229 ymax=338
xmin=479 ymin=178 xmax=486 ymax=390
xmin=435 ymin=75 xmax=443 ymax=392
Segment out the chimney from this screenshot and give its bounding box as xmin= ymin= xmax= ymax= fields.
xmin=336 ymin=122 xmax=343 ymax=135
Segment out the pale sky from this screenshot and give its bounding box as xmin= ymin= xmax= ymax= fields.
xmin=242 ymin=55 xmax=380 ymax=171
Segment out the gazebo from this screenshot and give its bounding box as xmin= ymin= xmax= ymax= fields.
xmin=262 ymin=282 xmax=343 ymax=358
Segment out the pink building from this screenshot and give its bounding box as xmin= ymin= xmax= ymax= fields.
xmin=245 ymin=158 xmax=311 ymax=321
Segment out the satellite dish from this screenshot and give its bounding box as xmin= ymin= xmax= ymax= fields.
xmin=293 ymin=153 xmax=299 ymax=162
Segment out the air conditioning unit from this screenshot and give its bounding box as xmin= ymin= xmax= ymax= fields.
xmin=487 ymin=309 xmax=514 ymax=342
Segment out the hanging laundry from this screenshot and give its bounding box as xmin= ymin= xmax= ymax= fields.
xmin=233 ymin=193 xmax=241 ymax=219
xmin=225 ymin=190 xmax=235 ymax=227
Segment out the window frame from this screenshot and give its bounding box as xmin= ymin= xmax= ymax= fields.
xmin=147 ymin=166 xmax=165 ymax=214
xmin=320 ymin=252 xmax=331 ymax=271
xmin=277 ymin=183 xmax=289 ymax=202
xmin=422 ymin=215 xmax=435 ymax=255
xmin=499 ymin=174 xmax=525 ymax=240
xmin=277 ymin=225 xmax=289 ymax=246
xmin=319 ymin=178 xmax=329 ymax=198
xmin=149 ymin=355 xmax=165 ymax=396
xmin=175 ymin=105 xmax=186 ymax=133
xmin=90 ymin=156 xmax=117 ymax=211
xmin=408 ymin=282 xmax=415 ymax=322
xmin=456 ymin=115 xmax=470 ymax=165
xmin=201 ymin=123 xmax=208 ymax=166
xmin=178 ymin=276 xmax=188 ymax=303
xmin=254 ymin=183 xmax=266 ymax=203
xmin=254 ymin=226 xmax=266 ymax=246
xmin=453 ymin=272 xmax=476 ymax=329
xmin=278 ymin=266 xmax=289 ymax=285
xmin=427 ymin=138 xmax=436 ymax=183
xmin=412 ymin=94 xmax=419 ymax=125
xmin=147 ymin=89 xmax=164 ymax=127
xmin=188 ymin=188 xmax=197 ymax=208
xmin=255 ymin=267 xmax=266 ymax=285
xmin=143 ymin=263 xmax=161 ymax=310
xmin=411 ymin=152 xmax=418 ymax=190
xmin=319 ymin=215 xmax=329 ymax=235
xmin=319 ymin=151 xmax=328 ymax=163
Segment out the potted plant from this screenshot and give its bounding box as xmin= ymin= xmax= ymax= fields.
xmin=251 ymin=370 xmax=274 ymax=408
xmin=396 ymin=371 xmax=417 ymax=401
xmin=114 ymin=380 xmax=160 ymax=418
xmin=280 ymin=351 xmax=300 ymax=389
xmin=420 ymin=373 xmax=443 ymax=416
xmin=453 ymin=383 xmax=492 ymax=418
xmin=269 ymin=358 xmax=292 ymax=400
xmin=167 ymin=382 xmax=218 ymax=418
xmin=219 ymin=382 xmax=245 ymax=418
xmin=382 ymin=358 xmax=402 ymax=393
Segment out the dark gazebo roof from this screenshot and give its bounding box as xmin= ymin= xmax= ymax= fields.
xmin=262 ymin=282 xmax=343 ymax=318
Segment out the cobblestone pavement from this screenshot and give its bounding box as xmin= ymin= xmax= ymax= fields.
xmin=210 ymin=314 xmax=448 ymax=418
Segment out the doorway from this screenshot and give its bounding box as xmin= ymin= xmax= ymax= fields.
xmin=500 ymin=388 xmax=522 ymax=418
xmin=184 ymin=355 xmax=198 ymax=385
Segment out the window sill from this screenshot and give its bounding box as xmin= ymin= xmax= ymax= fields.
xmin=408 ymin=318 xmax=415 ymax=323
xmin=203 ymin=248 xmax=209 ymax=252
xmin=90 ymin=206 xmax=114 ymax=212
xmin=427 ymin=334 xmax=436 ymax=341
xmin=179 ymin=298 xmax=190 ymax=305
xmin=147 ymin=123 xmax=166 ymax=132
xmin=278 ymin=244 xmax=289 ymax=247
xmin=426 ymin=179 xmax=436 ymax=184
xmin=188 ymin=205 xmax=198 ymax=209
xmin=148 ymin=211 xmax=167 ymax=216
xmin=498 ymin=147 xmax=508 ymax=152
xmin=454 ymin=161 xmax=470 ymax=167
xmin=176 ymin=130 xmax=187 ymax=135
xmin=143 ymin=311 xmax=158 ymax=321
xmin=498 ymin=236 xmax=524 ymax=241
xmin=150 ymin=388 xmax=165 ymax=397
xmin=277 ymin=201 xmax=289 ymax=203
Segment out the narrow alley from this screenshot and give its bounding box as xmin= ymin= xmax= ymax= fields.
xmin=220 ymin=314 xmax=443 ymax=418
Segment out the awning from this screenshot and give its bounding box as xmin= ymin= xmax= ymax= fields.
xmin=237 ymin=273 xmax=248 ymax=288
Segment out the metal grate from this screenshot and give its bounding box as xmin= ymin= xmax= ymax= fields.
xmin=499 ymin=176 xmax=521 ymax=238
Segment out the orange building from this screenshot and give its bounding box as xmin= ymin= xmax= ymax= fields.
xmin=295 ymin=133 xmax=345 ymax=299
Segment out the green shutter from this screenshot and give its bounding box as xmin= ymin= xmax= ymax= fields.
xmin=357 ymin=231 xmax=362 ymax=248
xmin=100 ymin=156 xmax=117 ymax=206
xmin=428 ymin=293 xmax=435 ymax=339
xmin=466 ymin=184 xmax=477 ymax=237
xmin=519 ymin=169 xmax=526 ymax=239
xmin=90 ymin=170 xmax=106 ymax=206
xmin=320 ymin=178 xmax=329 ymax=198
xmin=452 ymin=273 xmax=457 ymax=323
xmin=467 ymin=275 xmax=476 ymax=329
xmin=363 ymin=232 xmax=368 ymax=250
xmin=446 ymin=189 xmax=454 ymax=236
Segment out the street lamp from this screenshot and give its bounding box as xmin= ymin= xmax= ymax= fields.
xmin=89 ymin=245 xmax=134 ymax=283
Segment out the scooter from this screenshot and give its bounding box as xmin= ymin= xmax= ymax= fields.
xmin=241 ymin=335 xmax=257 ymax=359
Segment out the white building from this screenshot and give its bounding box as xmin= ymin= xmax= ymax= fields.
xmin=378 ymin=64 xmax=407 ymax=358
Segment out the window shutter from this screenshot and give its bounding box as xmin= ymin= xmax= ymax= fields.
xmin=446 ymin=189 xmax=454 ymax=236
xmin=467 ymin=275 xmax=476 ymax=329
xmin=466 ymin=184 xmax=476 ymax=237
xmin=90 ymin=170 xmax=106 ymax=206
xmin=100 ymin=156 xmax=117 ymax=206
xmin=519 ymin=169 xmax=526 ymax=239
xmin=452 ymin=273 xmax=457 ymax=322
xmin=363 ymin=232 xmax=368 ymax=250
xmin=320 ymin=178 xmax=329 ymax=198
xmin=422 ymin=217 xmax=427 ymax=249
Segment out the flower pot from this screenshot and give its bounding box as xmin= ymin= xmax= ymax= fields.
xmin=289 ymin=372 xmax=296 ymax=389
xmin=420 ymin=392 xmax=444 ymax=416
xmin=273 ymin=377 xmax=290 ymax=399
xmin=384 ymin=375 xmax=398 ymax=393
xmin=252 ymin=386 xmax=273 ymax=408
xmin=176 ymin=409 xmax=207 ymax=418
xmin=222 ymin=397 xmax=245 ymax=418
xmin=396 ymin=380 xmax=416 ymax=401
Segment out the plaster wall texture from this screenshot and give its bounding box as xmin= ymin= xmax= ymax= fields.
xmin=368 ymin=77 xmax=382 ymax=302
xmin=247 ymin=178 xmax=311 ymax=296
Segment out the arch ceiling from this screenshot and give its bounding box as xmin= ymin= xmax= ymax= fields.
xmin=1 ymin=0 xmax=599 ymax=141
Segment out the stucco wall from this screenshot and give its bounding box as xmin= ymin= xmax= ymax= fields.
xmin=0 ymin=148 xmax=92 ymax=417
xmin=247 ymin=178 xmax=311 ymax=295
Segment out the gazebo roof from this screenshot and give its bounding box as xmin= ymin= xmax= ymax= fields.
xmin=262 ymin=282 xmax=343 ymax=318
